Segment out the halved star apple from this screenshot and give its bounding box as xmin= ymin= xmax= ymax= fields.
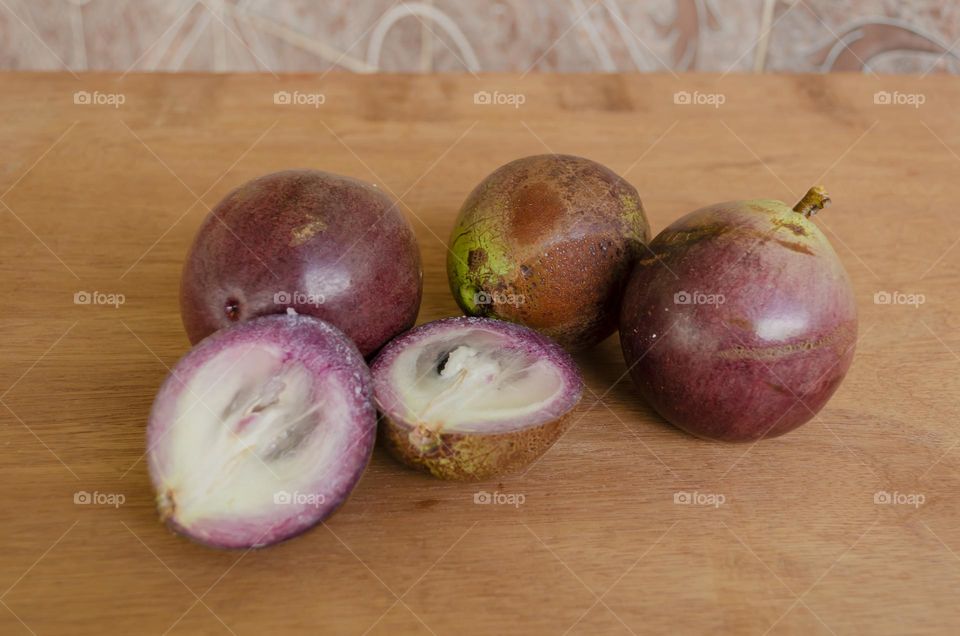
xmin=371 ymin=317 xmax=584 ymax=480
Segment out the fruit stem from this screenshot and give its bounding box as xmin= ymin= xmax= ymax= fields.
xmin=793 ymin=186 xmax=831 ymax=217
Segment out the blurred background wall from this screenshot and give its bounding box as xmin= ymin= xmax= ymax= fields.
xmin=1 ymin=0 xmax=957 ymax=74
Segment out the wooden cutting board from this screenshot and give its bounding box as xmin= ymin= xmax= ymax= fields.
xmin=1 ymin=72 xmax=959 ymax=635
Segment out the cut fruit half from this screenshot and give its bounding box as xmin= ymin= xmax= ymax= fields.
xmin=371 ymin=317 xmax=583 ymax=480
xmin=146 ymin=313 xmax=376 ymax=549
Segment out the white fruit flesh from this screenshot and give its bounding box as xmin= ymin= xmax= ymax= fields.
xmin=153 ymin=342 xmax=353 ymax=527
xmin=385 ymin=327 xmax=565 ymax=433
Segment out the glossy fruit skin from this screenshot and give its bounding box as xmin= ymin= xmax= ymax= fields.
xmin=147 ymin=314 xmax=376 ymax=549
xmin=448 ymin=154 xmax=649 ymax=351
xmin=180 ymin=169 xmax=422 ymax=356
xmin=370 ymin=317 xmax=584 ymax=480
xmin=619 ymin=196 xmax=857 ymax=442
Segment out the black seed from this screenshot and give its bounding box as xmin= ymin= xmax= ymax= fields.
xmin=436 ymin=351 xmax=451 ymax=374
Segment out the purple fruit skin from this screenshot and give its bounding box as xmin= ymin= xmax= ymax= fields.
xmin=180 ymin=169 xmax=422 ymax=356
xmin=147 ymin=314 xmax=376 ymax=549
xmin=619 ymin=198 xmax=857 ymax=442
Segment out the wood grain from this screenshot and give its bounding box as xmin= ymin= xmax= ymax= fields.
xmin=1 ymin=72 xmax=960 ymax=635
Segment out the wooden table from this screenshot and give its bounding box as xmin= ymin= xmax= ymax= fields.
xmin=1 ymin=72 xmax=959 ymax=635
